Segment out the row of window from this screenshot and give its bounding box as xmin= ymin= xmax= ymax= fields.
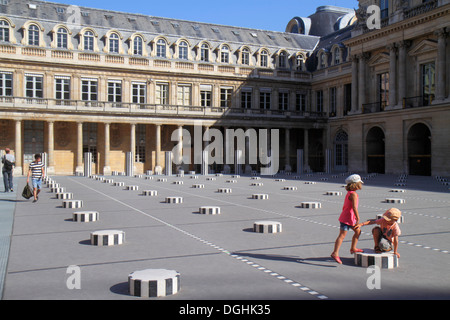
xmin=0 ymin=18 xmax=307 ymax=69
xmin=0 ymin=72 xmax=309 ymax=111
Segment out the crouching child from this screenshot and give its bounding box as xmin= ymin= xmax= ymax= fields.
xmin=356 ymin=208 xmax=402 ymax=258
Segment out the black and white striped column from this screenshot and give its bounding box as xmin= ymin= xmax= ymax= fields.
xmin=128 ymin=269 xmax=180 ymax=298
xmin=165 ymin=151 xmax=172 ymax=176
xmin=63 ymin=200 xmax=83 ymax=208
xmin=300 ymin=202 xmax=321 ymax=209
xmin=125 ymin=151 xmax=134 ymax=177
xmin=73 ymin=211 xmax=99 ymax=222
xmin=199 ymin=206 xmax=221 ymax=215
xmin=84 ymin=152 xmax=92 ymax=177
xmin=165 ymin=197 xmax=183 ymax=204
xmin=90 ymin=230 xmax=125 ymax=246
xmin=253 ymin=221 xmax=282 ymax=233
xmin=354 ymin=250 xmax=399 ymax=269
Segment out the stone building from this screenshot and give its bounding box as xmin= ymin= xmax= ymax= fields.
xmin=0 ymin=0 xmax=449 ymax=176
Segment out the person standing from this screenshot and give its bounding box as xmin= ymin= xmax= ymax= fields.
xmin=27 ymin=153 xmax=45 ymax=203
xmin=2 ymin=148 xmax=15 ymax=192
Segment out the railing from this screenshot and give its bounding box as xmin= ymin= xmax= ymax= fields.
xmin=362 ymin=101 xmax=386 ymax=114
xmin=0 ymin=96 xmax=328 ymax=120
xmin=404 ymin=0 xmax=438 ymax=19
xmin=403 ymin=95 xmax=433 ymax=109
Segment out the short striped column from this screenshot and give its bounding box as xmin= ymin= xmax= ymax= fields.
xmin=385 ymin=198 xmax=405 ymax=204
xmin=354 ymin=250 xmax=399 ymax=269
xmin=390 ymin=189 xmax=406 ymax=193
xmin=251 ymin=177 xmax=261 ymax=180
xmin=253 ymin=221 xmax=282 ymax=234
xmin=104 ymin=179 xmax=114 ymax=184
xmin=251 ymin=182 xmax=263 ymax=186
xmin=145 ymin=176 xmax=154 ymax=180
xmin=142 ymin=190 xmax=158 ymax=196
xmin=63 ymin=200 xmax=83 ymax=208
xmin=252 ymin=194 xmax=268 ymax=200
xmin=206 ymin=177 xmax=216 ymax=181
xmin=283 ymin=186 xmax=297 ymax=190
xmin=326 ymin=191 xmax=342 ymax=196
xmin=90 ymin=230 xmax=125 ymax=246
xmin=275 ymin=179 xmax=285 ymax=182
xmin=48 ymin=183 xmax=60 ymax=189
xmin=114 ymin=182 xmax=125 ymax=186
xmin=173 ymin=181 xmax=183 ymax=185
xmin=226 ymin=180 xmax=237 ymax=183
xmin=300 ymin=202 xmax=321 ymax=209
xmin=158 ymin=178 xmax=167 ymax=182
xmin=73 ymin=211 xmax=99 ymax=222
xmin=51 ymin=187 xmax=65 ymax=193
xmin=199 ymin=206 xmax=221 ymax=215
xmin=126 ymin=185 xmax=139 ymax=190
xmin=128 ymin=269 xmax=180 ymax=298
xmin=217 ymin=188 xmax=232 ymax=193
xmin=377 ymin=214 xmax=404 ymax=224
xmin=190 ymin=176 xmax=199 ymax=179
xmin=192 ymin=184 xmax=205 ymax=189
xmin=304 ymin=181 xmax=316 ymax=184
xmin=56 ymin=192 xmax=73 ymax=200
xmin=165 ymin=196 xmax=183 ymax=204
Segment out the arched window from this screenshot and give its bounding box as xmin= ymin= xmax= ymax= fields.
xmin=109 ymin=33 xmax=120 ymax=53
xmin=84 ymin=30 xmax=94 ymax=51
xmin=156 ymin=39 xmax=166 ymax=58
xmin=179 ymin=40 xmax=188 ymax=60
xmin=334 ymin=130 xmax=348 ymax=171
xmin=278 ymin=51 xmax=287 ymax=69
xmin=56 ymin=27 xmax=68 ymax=49
xmin=200 ymin=43 xmax=209 ymax=62
xmin=334 ymin=47 xmax=341 ymax=65
xmin=28 ymin=24 xmax=40 ymax=46
xmin=260 ymin=50 xmax=268 ymax=67
xmin=296 ymin=54 xmax=305 ymax=71
xmin=0 ymin=20 xmax=10 ymax=42
xmin=242 ymin=47 xmax=250 ymax=65
xmin=220 ymin=45 xmax=229 ymax=63
xmin=133 ymin=36 xmax=143 ymax=55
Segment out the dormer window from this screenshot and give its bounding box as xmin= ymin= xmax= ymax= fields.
xmin=56 ymin=27 xmax=68 ymax=49
xmin=28 ymin=24 xmax=39 ymax=46
xmin=109 ymin=33 xmax=120 ymax=53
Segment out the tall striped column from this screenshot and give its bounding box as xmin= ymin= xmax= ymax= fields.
xmin=165 ymin=151 xmax=172 ymax=176
xmin=125 ymin=152 xmax=134 ymax=177
xmin=84 ymin=152 xmax=92 ymax=177
xmin=297 ymin=149 xmax=303 ymax=174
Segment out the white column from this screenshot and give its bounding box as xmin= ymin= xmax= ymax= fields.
xmin=14 ymin=120 xmax=22 ymax=175
xmin=47 ymin=121 xmax=55 ymax=174
xmin=103 ymin=123 xmax=111 ymax=175
xmin=351 ymin=55 xmax=359 ymax=113
xmin=76 ymin=122 xmax=83 ymax=174
xmin=435 ymin=29 xmax=447 ymax=101
xmin=155 ymin=124 xmax=162 ymax=174
xmin=285 ymin=128 xmax=291 ymax=171
xmin=397 ymin=41 xmax=409 ymax=107
xmin=358 ymin=53 xmax=366 ymax=112
xmin=388 ymin=44 xmax=397 ymax=108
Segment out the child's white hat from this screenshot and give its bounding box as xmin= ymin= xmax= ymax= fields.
xmin=345 ymin=174 xmax=363 ymax=185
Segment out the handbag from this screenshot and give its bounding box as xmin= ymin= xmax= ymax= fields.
xmin=22 ymin=184 xmax=33 ymax=199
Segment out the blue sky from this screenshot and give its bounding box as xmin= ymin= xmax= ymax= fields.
xmin=47 ymin=0 xmax=359 ymax=32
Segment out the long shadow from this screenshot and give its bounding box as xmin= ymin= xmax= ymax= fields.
xmin=233 ymin=251 xmax=353 ymax=268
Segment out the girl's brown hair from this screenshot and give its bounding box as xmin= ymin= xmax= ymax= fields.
xmin=345 ymin=182 xmax=361 ymax=191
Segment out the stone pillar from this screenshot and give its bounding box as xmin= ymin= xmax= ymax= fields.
xmin=351 ymin=55 xmax=359 ymax=113
xmin=14 ymin=120 xmax=22 ymax=175
xmin=285 ymin=128 xmax=291 ymax=172
xmin=103 ymin=123 xmax=111 ymax=175
xmin=130 ymin=123 xmax=136 ymax=172
xmin=435 ymin=29 xmax=447 ymax=102
xmin=397 ymin=41 xmax=409 ymax=107
xmin=155 ymin=124 xmax=162 ymax=174
xmin=388 ymin=44 xmax=397 ymax=108
xmin=177 ymin=125 xmax=183 ymax=171
xmin=76 ymin=122 xmax=83 ymax=174
xmin=47 ymin=121 xmax=55 ymax=175
xmin=358 ymin=53 xmax=366 ymax=112
xmin=304 ymin=128 xmax=310 ymax=172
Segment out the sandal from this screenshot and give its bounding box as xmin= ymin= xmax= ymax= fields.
xmin=350 ymin=248 xmax=364 ymax=254
xmin=330 ymin=254 xmax=342 ymax=264
xmin=374 ymin=246 xmax=381 ymax=253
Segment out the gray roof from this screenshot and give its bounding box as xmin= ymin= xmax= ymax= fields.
xmin=1 ymin=0 xmax=320 ymax=54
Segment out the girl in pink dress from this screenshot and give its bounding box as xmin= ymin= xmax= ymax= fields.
xmin=330 ymin=174 xmax=364 ymax=264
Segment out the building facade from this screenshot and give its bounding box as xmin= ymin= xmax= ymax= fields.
xmin=0 ymin=0 xmax=449 ymax=176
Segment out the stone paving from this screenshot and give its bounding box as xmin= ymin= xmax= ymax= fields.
xmin=1 ymin=172 xmax=450 ymax=300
